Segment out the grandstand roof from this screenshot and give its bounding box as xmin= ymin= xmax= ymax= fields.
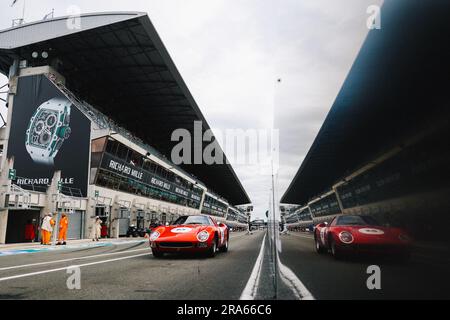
xmin=0 ymin=12 xmax=250 ymax=205
xmin=281 ymin=0 xmax=450 ymax=204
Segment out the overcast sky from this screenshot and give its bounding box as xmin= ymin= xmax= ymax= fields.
xmin=0 ymin=0 xmax=382 ymax=220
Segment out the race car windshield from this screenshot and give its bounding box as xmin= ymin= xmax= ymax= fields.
xmin=336 ymin=215 xmax=383 ymax=226
xmin=173 ymin=216 xmax=212 ymax=226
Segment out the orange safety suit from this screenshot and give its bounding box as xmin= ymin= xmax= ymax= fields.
xmin=42 ymin=230 xmax=50 ymax=244
xmin=58 ymin=216 xmax=69 ymax=243
xmin=41 ymin=217 xmax=55 ymax=245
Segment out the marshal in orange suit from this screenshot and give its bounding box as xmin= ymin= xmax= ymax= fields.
xmin=57 ymin=214 xmax=69 ymax=245
xmin=41 ymin=213 xmax=55 ymax=245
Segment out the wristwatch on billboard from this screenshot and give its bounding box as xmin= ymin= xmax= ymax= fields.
xmin=25 ymin=97 xmax=72 ymax=166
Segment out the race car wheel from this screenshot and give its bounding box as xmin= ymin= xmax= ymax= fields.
xmin=315 ymin=236 xmax=326 ymax=254
xmin=152 ymin=250 xmax=164 ymax=258
xmin=330 ymin=238 xmax=343 ymax=260
xmin=207 ymin=238 xmax=217 ymax=258
xmin=219 ymin=237 xmax=229 ymax=253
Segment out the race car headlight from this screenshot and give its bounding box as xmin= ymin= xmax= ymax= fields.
xmin=149 ymin=231 xmax=160 ymax=241
xmin=197 ymin=231 xmax=210 ymax=242
xmin=399 ymin=234 xmax=411 ymax=242
xmin=338 ymin=231 xmax=354 ymax=244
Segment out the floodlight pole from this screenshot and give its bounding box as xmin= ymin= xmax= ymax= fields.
xmin=22 ymin=0 xmax=26 ymax=21
xmin=271 ymin=159 xmax=278 ymax=299
xmin=52 ymin=193 xmax=61 ymax=246
xmin=270 ymin=78 xmax=281 ymax=298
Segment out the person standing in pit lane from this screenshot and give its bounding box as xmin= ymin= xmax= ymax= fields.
xmin=57 ymin=213 xmax=69 ymax=245
xmin=41 ymin=213 xmax=55 ymax=245
xmin=91 ymin=216 xmax=102 ymax=241
xmin=25 ymin=220 xmax=36 ymax=242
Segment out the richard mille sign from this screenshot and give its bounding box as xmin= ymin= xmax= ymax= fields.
xmin=101 ymin=153 xmax=202 ymax=203
xmin=175 ymin=187 xmax=189 ymax=197
xmin=150 ymin=177 xmax=171 ymax=190
xmin=15 ymin=178 xmax=75 ymax=185
xmin=108 ymin=159 xmax=144 ymax=180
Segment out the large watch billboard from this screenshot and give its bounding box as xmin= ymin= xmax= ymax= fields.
xmin=7 ymin=74 xmax=91 ymax=197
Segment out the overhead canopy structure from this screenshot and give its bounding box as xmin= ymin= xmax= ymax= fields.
xmin=281 ymin=0 xmax=450 ymax=205
xmin=0 ymin=12 xmax=250 ymax=205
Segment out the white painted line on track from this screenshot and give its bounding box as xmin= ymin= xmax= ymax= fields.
xmin=277 ymin=254 xmax=315 ymax=300
xmin=240 ymin=234 xmax=266 ymax=300
xmin=289 ymin=233 xmax=314 ymax=240
xmin=0 ymin=252 xmax=151 ymax=282
xmin=0 ymin=248 xmax=149 ymax=271
xmin=0 ymin=239 xmax=147 ymax=257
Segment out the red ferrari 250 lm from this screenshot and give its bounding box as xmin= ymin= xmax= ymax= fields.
xmin=314 ymin=215 xmax=412 ymax=260
xmin=149 ymin=215 xmax=229 ymax=258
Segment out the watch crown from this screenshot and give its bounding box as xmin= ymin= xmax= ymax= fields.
xmin=58 ymin=126 xmax=72 ymax=140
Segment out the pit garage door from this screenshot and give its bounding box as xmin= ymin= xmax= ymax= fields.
xmin=118 ymin=209 xmax=130 ymax=236
xmin=5 ymin=210 xmax=40 ymax=244
xmin=66 ymin=211 xmax=83 ymax=240
xmin=118 ymin=219 xmax=130 ymax=236
xmin=136 ymin=210 xmax=145 ymax=229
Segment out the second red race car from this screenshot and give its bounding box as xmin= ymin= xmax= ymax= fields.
xmin=314 ymin=215 xmax=412 ymax=260
xmin=149 ymin=215 xmax=229 ymax=258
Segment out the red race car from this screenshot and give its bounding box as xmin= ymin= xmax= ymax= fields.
xmin=149 ymin=215 xmax=229 ymax=258
xmin=314 ymin=215 xmax=412 ymax=260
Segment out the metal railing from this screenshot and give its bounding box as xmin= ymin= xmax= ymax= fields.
xmin=12 ymin=177 xmax=48 ymax=193
xmin=46 ymin=75 xmax=207 ymax=188
xmin=2 ymin=183 xmax=40 ymax=209
xmin=8 ymin=183 xmax=32 ymax=195
xmin=11 ymin=177 xmax=82 ymax=198
xmin=61 ymin=186 xmax=83 ymax=198
xmin=0 ymin=82 xmax=8 ymax=128
xmin=48 ymin=75 xmax=110 ymax=130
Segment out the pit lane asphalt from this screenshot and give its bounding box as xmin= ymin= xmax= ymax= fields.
xmin=0 ymin=231 xmax=266 ymax=300
xmin=278 ymin=232 xmax=450 ymax=299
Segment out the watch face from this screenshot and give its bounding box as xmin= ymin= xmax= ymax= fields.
xmin=27 ymin=109 xmax=59 ymax=149
xmin=25 ymin=98 xmax=72 ymax=165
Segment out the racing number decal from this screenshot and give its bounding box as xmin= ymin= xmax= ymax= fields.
xmin=359 ymin=228 xmax=385 ymax=235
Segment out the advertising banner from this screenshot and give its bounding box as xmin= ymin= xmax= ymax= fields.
xmin=100 ymin=152 xmax=202 ymax=203
xmin=7 ymin=74 xmax=91 ymax=197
